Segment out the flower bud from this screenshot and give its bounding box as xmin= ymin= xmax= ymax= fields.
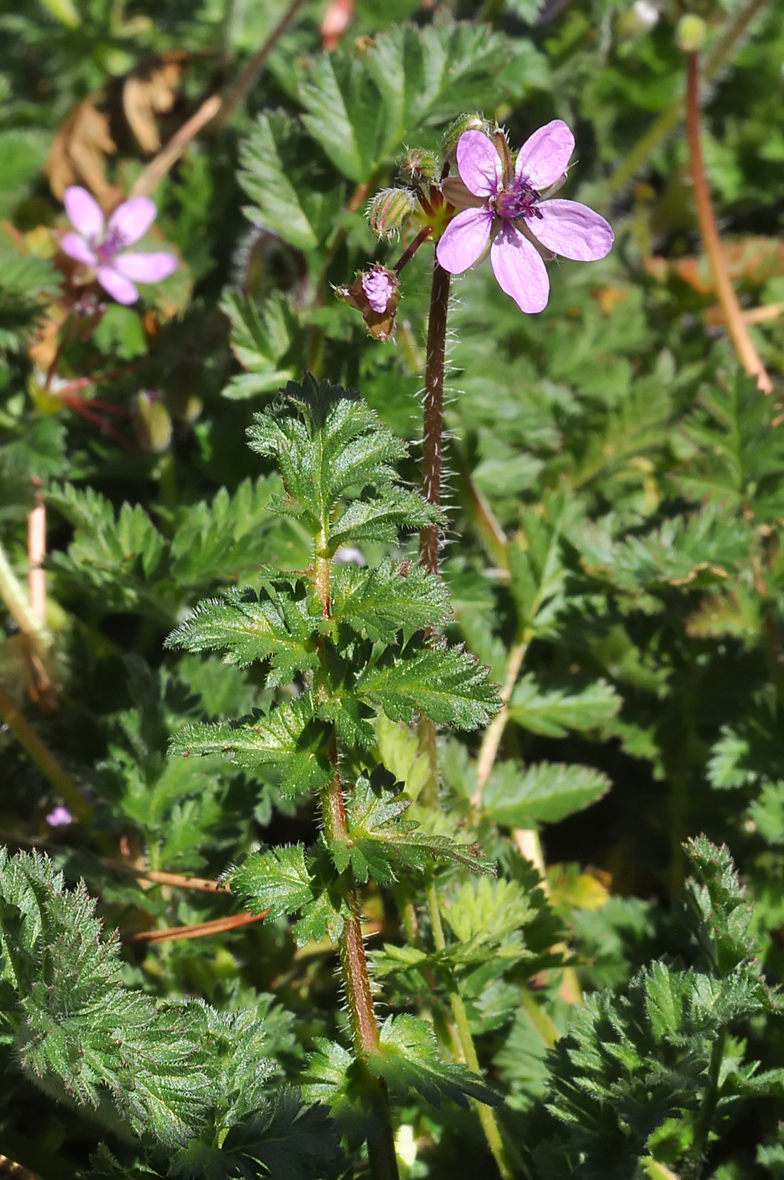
xmin=367 ymin=188 xmax=417 ymax=241
xmin=440 ymin=113 xmax=490 ymax=162
xmin=617 ymin=0 xmax=659 ymax=39
xmin=676 ymin=13 xmax=707 ymax=52
xmin=133 ymin=391 xmax=172 ymax=454
xmin=337 ymin=265 xmax=400 ymax=341
xmin=400 ymin=148 xmax=438 ymax=185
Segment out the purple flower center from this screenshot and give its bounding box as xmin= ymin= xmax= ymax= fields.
xmin=494 ymin=177 xmax=541 ymax=223
xmin=95 ymin=227 xmax=127 ymax=261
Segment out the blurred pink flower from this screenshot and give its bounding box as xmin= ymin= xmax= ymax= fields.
xmin=46 ymin=805 xmax=73 ymax=827
xmin=61 ymin=186 xmax=178 ymax=305
xmin=437 ymin=122 xmax=613 ymax=313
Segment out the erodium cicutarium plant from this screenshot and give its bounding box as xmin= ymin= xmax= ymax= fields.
xmin=7 ymin=13 xmax=784 ymax=1180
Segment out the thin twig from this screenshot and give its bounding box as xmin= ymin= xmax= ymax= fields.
xmin=0 ymin=539 xmax=50 ymax=649
xmin=0 ymin=829 xmax=228 ymax=894
xmin=131 ymin=95 xmax=222 ymax=198
xmin=686 ymin=52 xmax=772 ymax=392
xmin=212 ymin=0 xmax=309 ymax=133
xmin=100 ymin=859 xmax=230 ymax=893
xmin=27 ymin=500 xmax=46 ymax=625
xmin=0 ymin=1154 xmax=41 ymax=1180
xmin=471 ymin=635 xmax=529 ymax=809
xmin=127 ymin=909 xmax=269 ymax=943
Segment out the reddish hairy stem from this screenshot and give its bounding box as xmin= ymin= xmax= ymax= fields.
xmin=313 ymin=555 xmax=398 ymax=1180
xmin=686 ymin=52 xmax=773 ymax=393
xmin=419 ymin=258 xmax=451 ymax=575
xmin=394 ymin=226 xmax=432 ymax=274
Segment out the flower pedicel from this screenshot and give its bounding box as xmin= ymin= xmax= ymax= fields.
xmin=61 ymin=186 xmax=178 ymax=306
xmin=437 ymin=120 xmax=613 ymax=313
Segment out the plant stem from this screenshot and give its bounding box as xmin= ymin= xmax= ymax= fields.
xmin=608 ymin=0 xmax=770 ymax=194
xmin=689 ymin=1029 xmax=727 ymax=1179
xmin=211 ymin=0 xmax=309 ymax=133
xmin=685 ymin=53 xmax=772 ymax=392
xmin=471 ymin=635 xmax=529 ymax=808
xmin=131 ymin=95 xmax=222 ymax=198
xmin=416 ymin=256 xmax=451 ymax=808
xmin=0 ymin=682 xmax=93 ymax=826
xmin=0 ymin=539 xmax=49 ymax=650
xmin=314 ymin=552 xmax=399 ymax=1180
xmin=426 ymin=878 xmax=521 ymax=1180
xmin=419 ymin=257 xmax=451 ymax=576
xmin=0 ymin=537 xmax=53 ymax=703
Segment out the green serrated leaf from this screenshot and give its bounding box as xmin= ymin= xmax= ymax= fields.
xmin=166 ymin=586 xmax=319 ymax=684
xmin=484 ymin=761 xmax=611 ymax=828
xmin=221 ymin=290 xmax=297 ymax=399
xmin=366 ymin=1015 xmax=503 ymax=1109
xmin=231 ymin=845 xmax=314 ymax=921
xmin=170 ymin=697 xmax=331 ymax=796
xmin=329 ymin=773 xmax=493 ymax=883
xmin=359 ymin=639 xmax=499 ymax=730
xmin=331 ymin=559 xmax=451 ymax=642
xmin=239 ymin=112 xmax=342 ymax=252
xmin=508 ymin=676 xmax=621 ymax=738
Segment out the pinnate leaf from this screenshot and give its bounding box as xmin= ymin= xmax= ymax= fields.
xmin=231 ymin=846 xmax=314 ymax=921
xmin=366 ymin=1015 xmax=502 ymax=1109
xmin=484 ymin=761 xmax=611 ymax=828
xmin=166 ymin=585 xmax=319 ymax=684
xmin=508 ymin=676 xmax=621 ymax=738
xmin=170 ymin=697 xmax=331 ymax=796
xmin=331 ymin=559 xmax=451 ymax=641
xmin=359 ymin=639 xmax=499 ymax=730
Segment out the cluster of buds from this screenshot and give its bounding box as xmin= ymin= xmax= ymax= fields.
xmin=343 ymin=115 xmax=495 ymax=339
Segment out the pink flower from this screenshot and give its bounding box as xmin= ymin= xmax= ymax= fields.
xmin=436 ymin=122 xmax=613 ymax=314
xmin=361 ymin=268 xmax=397 ymax=314
xmin=61 ymin=186 xmax=178 ymax=305
xmin=46 ymin=805 xmax=74 ymax=827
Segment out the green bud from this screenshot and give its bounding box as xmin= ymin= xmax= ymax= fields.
xmin=440 ymin=113 xmax=490 ymax=162
xmin=400 ymin=148 xmax=438 ymax=184
xmin=133 ymin=391 xmax=172 ymax=454
xmin=676 ymin=13 xmax=707 ymax=52
xmin=367 ymin=187 xmax=417 ymax=241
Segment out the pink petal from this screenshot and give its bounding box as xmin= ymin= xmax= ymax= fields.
xmin=113 ymin=251 xmax=178 ymax=282
xmin=107 ymin=195 xmax=157 ymax=247
xmin=437 ymin=207 xmax=493 ymax=274
xmin=61 ymin=231 xmax=98 ymax=266
xmin=531 ymin=200 xmax=614 ymax=261
xmin=490 ymin=222 xmax=549 ymax=314
xmin=456 ymin=130 xmax=502 ymax=199
xmin=96 ymin=264 xmax=139 ymax=304
xmin=64 ymin=186 xmax=104 ymax=240
xmin=515 ymin=120 xmax=575 ymax=192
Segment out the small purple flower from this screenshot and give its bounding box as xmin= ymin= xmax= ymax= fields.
xmin=61 ymin=186 xmax=178 ymax=306
xmin=437 ymin=122 xmax=613 ymax=314
xmin=361 ymin=268 xmax=396 ymax=314
xmin=46 ymin=805 xmax=74 ymax=827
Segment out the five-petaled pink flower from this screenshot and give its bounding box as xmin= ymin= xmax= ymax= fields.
xmin=437 ymin=121 xmax=613 ymax=313
xmin=61 ymin=186 xmax=178 ymax=306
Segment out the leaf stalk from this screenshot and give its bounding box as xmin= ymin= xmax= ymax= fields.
xmin=685 ymin=52 xmax=772 ymax=392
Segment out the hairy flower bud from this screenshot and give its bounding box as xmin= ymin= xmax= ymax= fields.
xmin=400 ymin=148 xmax=438 ymax=185
xmin=337 ymin=265 xmax=400 ymax=340
xmin=676 ymin=13 xmax=707 ymax=52
xmin=440 ymin=113 xmax=491 ymax=162
xmin=367 ymin=187 xmax=417 ymax=241
xmin=133 ymin=391 xmax=172 ymax=454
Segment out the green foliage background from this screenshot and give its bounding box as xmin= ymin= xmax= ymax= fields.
xmin=2 ymin=0 xmax=784 ymax=1177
